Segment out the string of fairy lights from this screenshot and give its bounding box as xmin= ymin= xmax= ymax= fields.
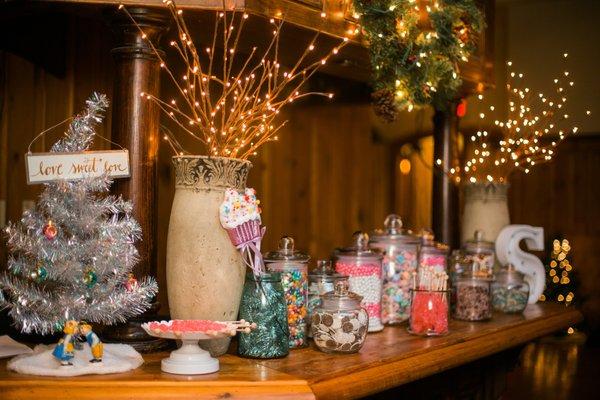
xmin=434 ymin=53 xmax=591 ymax=184
xmin=539 ymin=238 xmax=575 ymax=306
xmin=120 ymin=0 xmax=351 ymax=159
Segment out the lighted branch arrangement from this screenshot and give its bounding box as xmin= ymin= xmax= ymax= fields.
xmin=354 ymin=0 xmax=484 ymax=121
xmin=441 ymin=54 xmax=591 ymax=184
xmin=120 ymin=0 xmax=348 ymax=159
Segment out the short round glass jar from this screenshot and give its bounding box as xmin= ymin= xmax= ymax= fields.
xmin=307 ymin=260 xmax=348 ymax=338
xmin=454 ymin=264 xmax=493 ymax=321
xmin=334 ymin=232 xmax=384 ymax=332
xmin=238 ymin=272 xmax=289 ymax=359
xmin=408 ymin=289 xmax=450 ymax=336
xmin=463 ymin=230 xmax=496 ymax=277
xmin=492 ymin=264 xmax=530 ymax=313
xmin=370 ymin=214 xmax=420 ymax=325
xmin=264 ymin=236 xmax=310 ymax=349
xmin=418 ymin=229 xmax=449 ymax=273
xmin=311 ymin=280 xmax=368 ymax=354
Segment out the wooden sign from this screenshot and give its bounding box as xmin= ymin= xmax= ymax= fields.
xmin=26 ymin=150 xmax=130 ymax=184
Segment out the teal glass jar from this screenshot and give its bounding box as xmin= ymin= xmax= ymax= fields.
xmin=238 ymin=272 xmax=289 ymax=358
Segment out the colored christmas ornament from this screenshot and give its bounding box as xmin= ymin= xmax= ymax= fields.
xmin=83 ymin=269 xmax=97 ymax=288
xmin=31 ymin=262 xmax=49 ymax=283
xmin=125 ymin=273 xmax=138 ymax=291
xmin=42 ymin=221 xmax=58 ymax=240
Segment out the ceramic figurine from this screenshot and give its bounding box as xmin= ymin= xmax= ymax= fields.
xmin=52 ymin=320 xmax=78 ymax=366
xmin=80 ymin=323 xmax=103 ymax=363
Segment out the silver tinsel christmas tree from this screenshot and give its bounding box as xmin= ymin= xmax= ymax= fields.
xmin=0 ymin=93 xmax=158 ymax=335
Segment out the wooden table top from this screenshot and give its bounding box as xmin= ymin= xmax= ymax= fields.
xmin=0 ymin=303 xmax=582 ymax=400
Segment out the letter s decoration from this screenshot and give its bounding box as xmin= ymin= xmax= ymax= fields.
xmin=495 ymin=225 xmax=545 ymax=304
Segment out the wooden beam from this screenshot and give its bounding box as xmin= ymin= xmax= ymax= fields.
xmin=432 ymin=107 xmax=460 ymax=248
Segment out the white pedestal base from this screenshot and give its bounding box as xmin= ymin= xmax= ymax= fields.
xmin=160 ymin=340 xmax=219 ymax=375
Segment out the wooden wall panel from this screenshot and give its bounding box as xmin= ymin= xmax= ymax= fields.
xmin=508 ymin=137 xmax=600 ymax=332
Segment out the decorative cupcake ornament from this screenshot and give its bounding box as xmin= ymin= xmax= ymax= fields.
xmin=220 ymin=188 xmax=266 ymax=275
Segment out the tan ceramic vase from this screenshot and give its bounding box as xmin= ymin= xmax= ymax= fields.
xmin=167 ymin=156 xmax=252 ymax=356
xmin=461 ymin=182 xmax=510 ymax=245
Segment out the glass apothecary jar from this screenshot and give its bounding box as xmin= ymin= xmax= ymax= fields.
xmin=448 ymin=250 xmax=472 ymax=311
xmin=463 ymin=230 xmax=496 ymax=277
xmin=454 ymin=264 xmax=493 ymax=321
xmin=408 ymin=289 xmax=450 ymax=336
xmin=492 ymin=264 xmax=530 ymax=313
xmin=334 ymin=232 xmax=384 ymax=332
xmin=370 ymin=214 xmax=420 ymax=325
xmin=264 ymin=236 xmax=310 ymax=349
xmin=238 ymin=272 xmax=289 ymax=359
xmin=419 ymin=229 xmax=449 ymax=273
xmin=311 ymin=280 xmax=369 ymax=354
xmin=307 ymin=260 xmax=348 ymax=337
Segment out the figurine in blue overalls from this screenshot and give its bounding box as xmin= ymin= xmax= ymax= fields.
xmin=80 ymin=322 xmax=103 ymax=363
xmin=52 ymin=320 xmax=78 ymax=366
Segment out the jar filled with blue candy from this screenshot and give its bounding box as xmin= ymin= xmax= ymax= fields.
xmin=264 ymin=236 xmax=310 ymax=349
xmin=238 ymin=271 xmax=289 ymax=358
xmin=370 ymin=214 xmax=420 ymax=325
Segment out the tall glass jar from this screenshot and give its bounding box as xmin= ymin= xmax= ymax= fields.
xmin=448 ymin=250 xmax=472 ymax=312
xmin=264 ymin=236 xmax=310 ymax=349
xmin=370 ymin=214 xmax=420 ymax=325
xmin=454 ymin=264 xmax=493 ymax=321
xmin=419 ymin=229 xmax=449 ymax=273
xmin=492 ymin=264 xmax=530 ymax=313
xmin=334 ymin=232 xmax=384 ymax=332
xmin=238 ymin=272 xmax=289 ymax=358
xmin=311 ymin=280 xmax=369 ymax=354
xmin=307 ymin=260 xmax=347 ymax=337
xmin=463 ymin=230 xmax=496 ymax=277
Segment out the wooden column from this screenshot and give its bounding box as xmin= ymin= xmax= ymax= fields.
xmin=106 ymin=8 xmax=169 ymax=351
xmin=432 ymin=107 xmax=460 ymax=248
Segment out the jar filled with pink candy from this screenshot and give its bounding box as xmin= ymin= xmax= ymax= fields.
xmin=334 ymin=232 xmax=384 ymax=332
xmin=418 ymin=229 xmax=449 ymax=273
xmin=370 ymin=214 xmax=420 ymax=325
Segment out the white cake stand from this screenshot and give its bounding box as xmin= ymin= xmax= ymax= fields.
xmin=141 ymin=320 xmax=254 ymax=375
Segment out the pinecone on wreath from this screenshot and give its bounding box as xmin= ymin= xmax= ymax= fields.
xmin=372 ymin=89 xmax=398 ymax=122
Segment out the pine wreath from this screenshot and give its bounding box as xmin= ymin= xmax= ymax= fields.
xmin=354 ymin=0 xmax=484 ymax=119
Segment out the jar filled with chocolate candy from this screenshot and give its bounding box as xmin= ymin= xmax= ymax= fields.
xmin=492 ymin=264 xmax=529 ymax=313
xmin=311 ymin=280 xmax=368 ymax=354
xmin=264 ymin=236 xmax=310 ymax=349
xmin=370 ymin=214 xmax=420 ymax=325
xmin=334 ymin=232 xmax=384 ymax=332
xmin=454 ymin=263 xmax=493 ymax=321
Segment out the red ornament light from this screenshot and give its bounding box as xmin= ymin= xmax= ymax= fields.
xmin=456 ymin=99 xmax=467 ymax=118
xmin=42 ymin=221 xmax=58 ymax=240
xmin=126 ymin=273 xmax=138 ymax=291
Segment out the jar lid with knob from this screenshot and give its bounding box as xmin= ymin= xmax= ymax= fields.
xmin=494 ymin=263 xmax=526 ymax=286
xmin=370 ymin=214 xmax=420 ymax=245
xmin=463 ymin=230 xmax=495 ymax=255
xmin=264 ymin=236 xmax=310 ymax=264
xmin=320 ymin=280 xmax=363 ymax=311
xmin=335 ymin=231 xmax=383 ymax=261
xmin=419 ymin=228 xmax=449 ymax=256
